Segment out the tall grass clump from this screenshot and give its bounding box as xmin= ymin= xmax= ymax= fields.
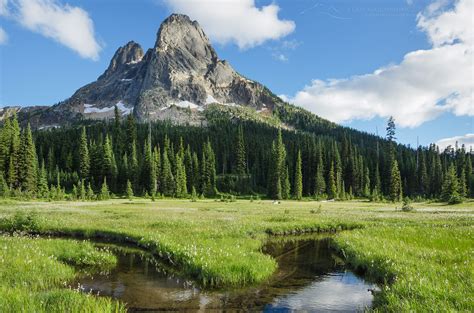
xmin=333 ymin=225 xmax=473 ymax=311
xmin=0 ymin=235 xmax=124 ymax=312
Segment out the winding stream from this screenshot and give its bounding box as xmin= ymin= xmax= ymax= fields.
xmin=76 ymin=237 xmax=377 ymax=312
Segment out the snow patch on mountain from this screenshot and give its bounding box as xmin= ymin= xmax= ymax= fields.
xmin=84 ymin=102 xmax=132 ymax=115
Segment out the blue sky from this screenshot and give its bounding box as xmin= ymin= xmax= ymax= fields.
xmin=0 ymin=0 xmax=472 ymax=149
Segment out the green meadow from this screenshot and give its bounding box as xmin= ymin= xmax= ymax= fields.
xmin=0 ymin=199 xmax=472 ymax=312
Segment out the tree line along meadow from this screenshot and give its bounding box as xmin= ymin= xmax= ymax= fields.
xmin=0 ymin=107 xmax=471 ymax=204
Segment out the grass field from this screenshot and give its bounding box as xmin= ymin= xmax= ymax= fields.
xmin=0 ymin=198 xmax=472 ymax=312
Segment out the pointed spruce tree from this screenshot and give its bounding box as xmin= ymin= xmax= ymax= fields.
xmin=327 ymin=161 xmax=337 ymax=199
xmin=18 ymin=123 xmax=37 ymax=193
xmin=389 ymin=159 xmax=402 ymax=202
xmin=79 ymin=126 xmax=90 ymax=180
xmin=161 ymin=143 xmax=174 ymax=196
xmin=126 ymin=179 xmax=133 ymax=200
xmin=441 ymin=163 xmax=461 ymax=203
xmin=268 ymin=129 xmax=286 ymax=200
xmin=282 ymin=165 xmax=291 ymax=199
xmin=294 ymin=150 xmax=303 ymax=200
xmin=7 ymin=114 xmax=21 ymax=188
xmin=37 ymin=161 xmax=49 ymax=198
xmin=314 ymin=144 xmax=326 ymax=197
xmin=175 ymin=154 xmax=187 ymax=198
xmin=235 ymin=125 xmax=247 ymax=175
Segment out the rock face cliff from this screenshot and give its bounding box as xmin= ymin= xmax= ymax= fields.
xmin=1 ymin=14 xmax=278 ymax=127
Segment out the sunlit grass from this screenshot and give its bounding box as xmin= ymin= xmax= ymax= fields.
xmin=0 ymin=235 xmax=124 ymax=312
xmin=0 ymin=198 xmax=472 ymax=311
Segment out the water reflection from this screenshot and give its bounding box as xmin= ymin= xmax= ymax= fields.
xmin=77 ymin=237 xmax=377 ymax=312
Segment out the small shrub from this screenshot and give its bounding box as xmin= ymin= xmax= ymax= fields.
xmin=0 ymin=212 xmax=42 ymax=234
xmin=448 ymin=194 xmax=463 ymax=205
xmin=401 ymin=197 xmax=414 ymax=212
xmin=310 ymin=205 xmax=322 ymax=214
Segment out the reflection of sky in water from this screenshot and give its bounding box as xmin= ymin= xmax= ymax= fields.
xmin=78 ymin=239 xmax=377 ymax=311
xmin=264 ymin=272 xmax=375 ymax=312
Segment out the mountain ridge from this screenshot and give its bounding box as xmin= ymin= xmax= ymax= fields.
xmin=1 ymin=14 xmax=282 ymax=129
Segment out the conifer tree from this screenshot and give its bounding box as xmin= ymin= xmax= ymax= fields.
xmin=458 ymin=168 xmax=467 ymax=197
xmin=235 ymin=125 xmax=247 ymax=175
xmin=103 ymin=135 xmax=117 ymax=184
xmin=268 ymin=129 xmax=286 ymax=200
xmin=191 ymin=186 xmax=197 ymax=202
xmin=126 ymin=114 xmax=137 ymax=157
xmin=126 ymin=179 xmax=133 ymax=200
xmin=389 ymin=159 xmax=402 ymax=202
xmin=441 ymin=164 xmax=461 ymax=203
xmin=333 ymin=142 xmax=343 ymax=196
xmin=328 ymin=162 xmax=337 ymax=199
xmin=114 ymin=105 xmax=121 ymax=131
xmin=431 ymin=149 xmax=443 ymax=196
xmin=154 ymin=146 xmax=161 ymax=193
xmin=386 ymin=116 xmax=396 ymax=142
xmin=192 ymin=152 xmax=200 ymax=192
xmin=465 ymin=157 xmax=473 ymax=197
xmin=0 ymin=174 xmax=9 ymax=198
xmin=178 ymin=137 xmax=185 ymax=160
xmin=129 ymin=140 xmax=139 ymax=191
xmin=7 ymin=114 xmax=20 ymax=188
xmin=37 ymin=161 xmax=49 ymax=198
xmin=79 ymin=179 xmax=86 ymax=200
xmin=87 ymin=182 xmax=95 ymax=200
xmin=201 ymin=140 xmax=216 ymax=196
xmin=143 ymin=127 xmax=156 ymax=195
xmin=0 ymin=118 xmax=11 ymax=175
xmin=18 ymin=123 xmax=37 ymax=193
xmin=294 ymin=150 xmax=303 ymax=200
xmin=373 ymin=164 xmax=381 ymax=197
xmin=184 ymin=145 xmax=193 ymax=192
xmin=268 ymin=142 xmax=281 ymax=200
xmin=72 ymin=185 xmax=78 ymax=200
xmin=100 ymin=177 xmax=110 ymax=200
xmin=161 ymin=145 xmax=174 ymax=196
xmin=363 ymin=166 xmax=371 ymax=197
xmin=79 ymin=126 xmax=90 ymax=180
xmin=282 ymin=165 xmax=291 ymax=199
xmin=314 ymin=146 xmax=326 ymax=197
xmin=47 ymin=147 xmax=55 ymax=180
xmin=175 ymin=154 xmax=187 ymax=198
xmin=418 ymin=150 xmax=429 ymax=195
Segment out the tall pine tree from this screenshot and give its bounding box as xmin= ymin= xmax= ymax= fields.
xmin=294 ymin=150 xmax=303 ymax=200
xmin=79 ymin=126 xmax=90 ymax=180
xmin=235 ymin=125 xmax=247 ymax=175
xmin=18 ymin=123 xmax=37 ymax=193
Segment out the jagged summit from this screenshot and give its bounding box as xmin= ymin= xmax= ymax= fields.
xmin=155 ymin=14 xmax=217 ymax=62
xmin=100 ymin=41 xmax=144 ymax=79
xmin=2 ymin=14 xmax=279 ymax=128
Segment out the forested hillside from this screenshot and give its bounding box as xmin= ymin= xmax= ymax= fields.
xmin=0 ymin=106 xmax=472 ymax=203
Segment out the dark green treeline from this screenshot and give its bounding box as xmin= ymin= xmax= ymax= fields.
xmin=0 ymin=112 xmax=472 ymax=202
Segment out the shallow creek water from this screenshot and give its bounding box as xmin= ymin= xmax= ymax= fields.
xmin=76 ymin=237 xmax=377 ymax=312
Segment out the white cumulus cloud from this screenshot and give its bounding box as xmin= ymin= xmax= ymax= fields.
xmin=436 ymin=133 xmax=474 ymax=151
xmin=0 ymin=0 xmax=8 ymax=16
xmin=163 ymin=0 xmax=295 ymax=49
xmin=285 ymin=0 xmax=473 ymax=128
xmin=1 ymin=0 xmax=101 ymax=60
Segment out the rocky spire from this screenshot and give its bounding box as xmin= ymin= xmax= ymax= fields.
xmin=21 ymin=14 xmax=278 ymax=128
xmin=101 ymin=41 xmax=144 ymax=78
xmin=153 ymin=14 xmax=218 ymax=70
